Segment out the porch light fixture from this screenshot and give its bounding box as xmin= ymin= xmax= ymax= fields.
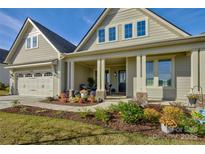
xmin=114 ymin=72 xmax=117 ymax=77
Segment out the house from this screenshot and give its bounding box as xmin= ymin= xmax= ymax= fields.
xmin=0 ymin=48 xmax=9 ymax=86
xmin=4 ymin=8 xmax=205 ymax=102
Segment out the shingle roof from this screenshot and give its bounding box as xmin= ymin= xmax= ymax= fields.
xmin=0 ymin=48 xmax=8 ymax=63
xmin=30 ymin=19 xmax=76 ymax=53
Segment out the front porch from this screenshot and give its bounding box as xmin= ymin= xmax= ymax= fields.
xmin=65 ymin=49 xmax=203 ymax=104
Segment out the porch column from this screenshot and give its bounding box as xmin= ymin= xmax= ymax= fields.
xmin=97 ymin=59 xmax=101 ymax=91
xmin=191 ymin=50 xmax=199 ymax=90
xmin=67 ymin=61 xmax=71 ymax=90
xmin=70 ymin=61 xmax=75 ymax=91
xmin=9 ymin=70 xmax=15 ymax=95
xmin=153 ymin=60 xmax=159 ymax=87
xmin=136 ymin=55 xmax=141 ymax=92
xmin=96 ymin=59 xmax=106 ymax=101
xmin=101 ymin=59 xmax=105 ymax=91
xmin=141 ymin=55 xmax=146 ymax=92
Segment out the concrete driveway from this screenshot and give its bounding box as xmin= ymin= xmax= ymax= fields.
xmin=0 ymin=95 xmax=45 ymax=109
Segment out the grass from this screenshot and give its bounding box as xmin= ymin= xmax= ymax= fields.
xmin=0 ymin=90 xmax=9 ymax=96
xmin=0 ymin=112 xmax=205 ymax=145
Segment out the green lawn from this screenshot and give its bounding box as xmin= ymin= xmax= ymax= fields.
xmin=0 ymin=112 xmax=204 ymax=145
xmin=0 ymin=90 xmax=9 ymax=96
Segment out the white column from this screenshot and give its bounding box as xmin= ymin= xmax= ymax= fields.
xmin=70 ymin=61 xmax=75 ymax=90
xmin=153 ymin=60 xmax=159 ymax=87
xmin=58 ymin=60 xmax=62 ymax=95
xmin=101 ymin=59 xmax=105 ymax=91
xmin=141 ymin=55 xmax=146 ymax=92
xmin=200 ymin=50 xmax=205 ymax=92
xmin=136 ymin=55 xmax=141 ymax=92
xmin=97 ymin=59 xmax=101 ymax=91
xmin=67 ymin=61 xmax=70 ymax=90
xmin=9 ymin=70 xmax=14 ymax=95
xmin=191 ymin=50 xmax=199 ymax=89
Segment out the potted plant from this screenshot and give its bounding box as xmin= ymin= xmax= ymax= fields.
xmin=159 ymin=116 xmax=177 ymax=134
xmin=187 ymin=93 xmax=199 ymax=105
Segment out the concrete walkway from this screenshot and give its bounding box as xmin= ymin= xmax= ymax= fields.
xmin=0 ymin=95 xmax=131 ymax=112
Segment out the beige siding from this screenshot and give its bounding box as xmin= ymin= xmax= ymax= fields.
xmin=175 ymin=54 xmax=191 ymax=100
xmin=74 ymin=63 xmax=93 ymax=90
xmin=11 ymin=25 xmax=58 ymax=64
xmin=79 ymin=8 xmax=183 ymax=51
xmin=200 ymin=50 xmax=205 ymax=93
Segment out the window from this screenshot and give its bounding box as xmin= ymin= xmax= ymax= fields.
xmin=137 ymin=20 xmax=146 ymax=37
xmin=34 ymin=73 xmax=42 ymax=77
xmin=124 ymin=23 xmax=133 ymax=39
xmin=109 ymin=27 xmax=116 ymax=41
xmin=32 ymin=36 xmax=38 ymax=48
xmin=26 ymin=35 xmax=38 ymax=49
xmin=98 ymin=29 xmax=105 ymax=43
xmin=25 ymin=73 xmax=32 ymax=77
xmin=158 ymin=59 xmax=172 ymax=87
xmin=44 ymin=72 xmax=53 ymax=76
xmin=26 ymin=38 xmax=31 ymax=49
xmin=146 ymin=61 xmax=154 ymax=86
xmin=17 ymin=74 xmax=24 ymax=78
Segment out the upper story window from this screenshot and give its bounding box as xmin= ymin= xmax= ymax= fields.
xmin=146 ymin=61 xmax=154 ymax=86
xmin=109 ymin=27 xmax=116 ymax=41
xmin=124 ymin=23 xmax=133 ymax=39
xmin=26 ymin=35 xmax=38 ymax=49
xmin=137 ymin=20 xmax=146 ymax=37
xmin=44 ymin=72 xmax=53 ymax=76
xmin=158 ymin=59 xmax=172 ymax=87
xmin=98 ymin=29 xmax=105 ymax=43
xmin=25 ymin=73 xmax=32 ymax=78
xmin=34 ymin=73 xmax=42 ymax=77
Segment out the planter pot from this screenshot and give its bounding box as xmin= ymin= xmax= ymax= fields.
xmin=188 ymin=98 xmax=197 ymax=105
xmin=161 ymin=124 xmax=175 ymax=134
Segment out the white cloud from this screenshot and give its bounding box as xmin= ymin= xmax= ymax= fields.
xmin=82 ymin=16 xmax=94 ymax=25
xmin=0 ymin=11 xmax=22 ymax=32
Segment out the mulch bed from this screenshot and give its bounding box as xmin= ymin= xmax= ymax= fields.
xmin=0 ymin=105 xmax=204 ymax=141
xmin=40 ymin=100 xmax=100 ymax=106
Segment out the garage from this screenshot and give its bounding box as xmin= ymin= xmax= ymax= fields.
xmin=16 ymin=71 xmax=54 ymax=97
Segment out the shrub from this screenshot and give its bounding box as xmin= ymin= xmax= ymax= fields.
xmin=144 ymin=108 xmax=161 ymax=123
xmin=11 ymin=100 xmax=20 ymax=107
xmin=162 ymin=106 xmax=184 ymax=124
xmin=0 ymin=82 xmax=5 ymax=90
xmin=95 ymin=108 xmax=110 ymax=123
xmin=78 ymin=109 xmax=93 ymax=119
xmin=118 ymin=102 xmax=144 ymax=124
xmin=5 ymin=86 xmax=10 ymax=92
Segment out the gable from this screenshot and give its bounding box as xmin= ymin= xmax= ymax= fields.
xmin=6 ymin=20 xmax=59 ymax=64
xmin=77 ymin=8 xmax=190 ymax=52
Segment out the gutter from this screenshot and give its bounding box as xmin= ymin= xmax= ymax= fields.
xmin=63 ymin=35 xmax=205 ymax=58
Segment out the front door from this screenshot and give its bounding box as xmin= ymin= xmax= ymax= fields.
xmin=118 ymin=70 xmax=126 ymax=93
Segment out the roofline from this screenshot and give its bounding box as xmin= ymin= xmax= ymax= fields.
xmin=74 ymin=8 xmax=191 ymax=52
xmin=65 ymin=34 xmax=205 ymax=58
xmin=5 ymin=18 xmax=61 ymax=63
xmin=74 ymin=8 xmax=109 ymax=52
xmin=146 ymin=9 xmax=191 ymax=36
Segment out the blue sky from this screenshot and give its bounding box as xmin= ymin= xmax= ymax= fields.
xmin=1 ymin=8 xmax=205 ymax=50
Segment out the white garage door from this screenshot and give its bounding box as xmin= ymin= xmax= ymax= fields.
xmin=17 ymin=72 xmax=53 ymax=97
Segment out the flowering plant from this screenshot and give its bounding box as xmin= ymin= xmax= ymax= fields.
xmin=159 ymin=116 xmax=177 ymax=128
xmin=187 ymin=93 xmax=199 ymax=99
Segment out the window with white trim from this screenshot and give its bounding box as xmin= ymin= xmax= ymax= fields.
xmin=158 ymin=59 xmax=172 ymax=87
xmin=137 ymin=20 xmax=146 ymax=37
xmin=44 ymin=72 xmax=53 ymax=76
xmin=146 ymin=61 xmax=154 ymax=86
xmin=124 ymin=23 xmax=133 ymax=39
xmin=98 ymin=29 xmax=105 ymax=43
xmin=109 ymin=27 xmax=116 ymax=41
xmin=25 ymin=73 xmax=32 ymax=77
xmin=34 ymin=73 xmax=42 ymax=77
xmin=26 ymin=35 xmax=38 ymax=49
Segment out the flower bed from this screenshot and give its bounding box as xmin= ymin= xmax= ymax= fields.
xmin=1 ymin=101 xmax=205 ymax=141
